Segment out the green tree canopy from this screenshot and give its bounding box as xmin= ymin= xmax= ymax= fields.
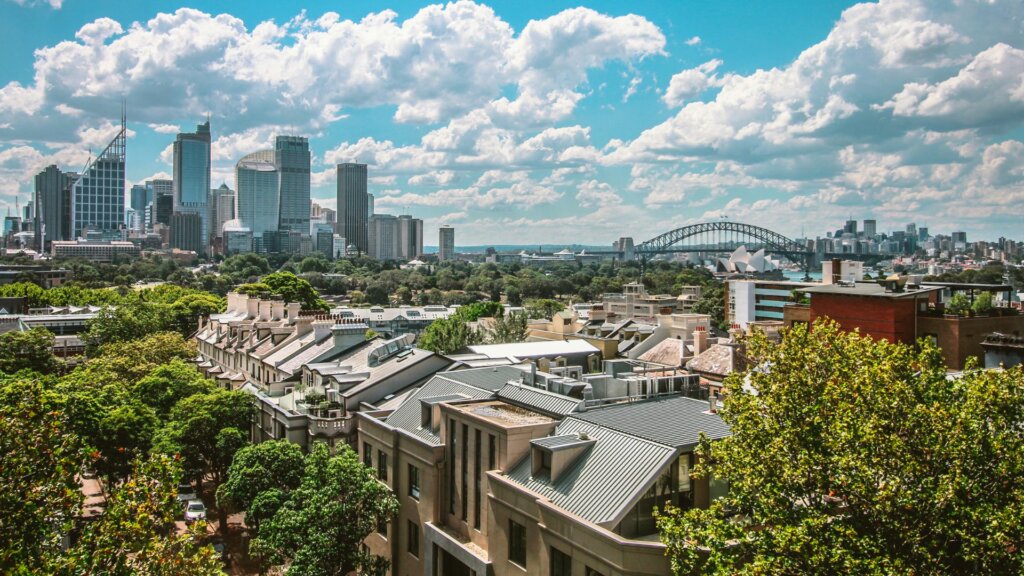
xmin=59 ymin=455 xmax=224 ymax=576
xmin=417 ymin=316 xmax=484 ymax=355
xmin=217 ymin=440 xmax=305 ymax=530
xmin=0 ymin=327 xmax=59 ymax=375
xmin=251 ymin=442 xmax=399 ymax=576
xmin=0 ymin=378 xmax=84 ymax=572
xmin=152 ymin=389 xmax=253 ymax=488
xmin=658 ymin=320 xmax=1024 ymax=575
xmin=524 ymin=298 xmax=564 ymax=320
xmin=487 ymin=310 xmax=528 ymax=344
xmin=133 ymin=359 xmax=215 ymax=418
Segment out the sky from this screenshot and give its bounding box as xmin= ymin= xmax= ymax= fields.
xmin=0 ymin=0 xmax=1022 ymax=247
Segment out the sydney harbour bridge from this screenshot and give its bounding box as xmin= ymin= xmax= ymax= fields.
xmin=597 ymin=221 xmax=817 ymax=271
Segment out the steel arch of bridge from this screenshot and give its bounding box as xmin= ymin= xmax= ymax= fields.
xmin=635 ymin=221 xmax=812 ymax=268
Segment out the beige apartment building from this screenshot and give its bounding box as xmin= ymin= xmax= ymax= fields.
xmin=358 ymin=365 xmax=730 ymax=576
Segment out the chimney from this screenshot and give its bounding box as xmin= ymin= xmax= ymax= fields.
xmin=831 ymin=258 xmax=842 ymax=286
xmin=708 ymin=393 xmax=718 ymax=414
xmin=246 ymin=296 xmax=260 ymax=320
xmin=294 ymin=316 xmax=314 ymax=336
xmin=693 ymin=324 xmax=709 ymax=357
xmin=258 ymin=300 xmax=272 ymax=321
xmin=226 ymin=292 xmax=241 ymax=313
xmin=286 ymin=302 xmax=302 ymax=320
xmin=271 ymin=299 xmax=285 ymax=321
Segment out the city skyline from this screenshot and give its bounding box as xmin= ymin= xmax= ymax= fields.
xmin=1 ymin=0 xmax=1022 ymax=246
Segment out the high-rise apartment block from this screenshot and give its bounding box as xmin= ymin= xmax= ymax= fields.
xmin=172 ymin=120 xmax=211 ymax=253
xmin=70 ymin=120 xmax=126 ymax=240
xmin=368 ymin=213 xmax=423 ymax=261
xmin=438 ymin=225 xmax=455 ymax=261
xmin=275 ymin=136 xmax=310 ymax=233
xmin=170 ymin=212 xmax=203 ymax=253
xmin=337 ymin=163 xmax=369 ymax=254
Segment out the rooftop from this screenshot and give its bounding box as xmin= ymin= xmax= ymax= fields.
xmin=799 ymin=282 xmax=943 ymax=299
xmin=450 ymin=400 xmax=555 ymax=427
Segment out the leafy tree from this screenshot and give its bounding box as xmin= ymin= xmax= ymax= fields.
xmin=153 ymin=389 xmax=252 ymax=489
xmin=946 ymin=292 xmax=970 ymax=316
xmin=0 ymin=378 xmax=85 ymax=572
xmin=133 ymin=359 xmax=215 ymax=418
xmin=82 ymin=302 xmax=172 ymax=356
xmin=262 ymin=272 xmax=329 ymax=311
xmin=95 ymin=401 xmax=160 ymax=485
xmin=488 ymin=311 xmax=529 ymax=344
xmin=524 ymin=298 xmax=564 ymax=320
xmin=169 ymin=292 xmax=225 ymax=336
xmin=217 ymin=440 xmax=305 ymax=532
xmin=365 ymin=282 xmax=390 ymax=305
xmin=455 ymin=301 xmax=503 ymax=321
xmin=59 ymin=455 xmax=223 ymax=576
xmin=693 ymin=285 xmax=726 ymax=330
xmin=0 ymin=327 xmax=59 ymax=375
xmin=251 ymin=442 xmax=399 ymax=576
xmin=364 ymin=328 xmax=379 ymax=341
xmin=219 ymin=253 xmax=271 ymax=282
xmin=658 ymin=320 xmax=1024 ymax=576
xmin=972 ymin=291 xmax=994 ymax=314
xmin=417 ymin=316 xmax=484 ymax=354
xmin=505 ymin=285 xmax=523 ymax=306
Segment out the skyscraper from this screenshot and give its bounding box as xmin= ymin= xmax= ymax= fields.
xmin=398 ymin=214 xmax=423 ymax=260
xmin=843 ymin=219 xmax=857 ymax=236
xmin=129 ymin=184 xmax=147 ymax=232
xmin=172 ymin=120 xmax=211 ymax=253
xmin=337 ymin=163 xmax=368 ymax=254
xmin=275 ymin=136 xmax=310 ymax=233
xmin=34 ymin=164 xmax=74 ymax=250
xmin=170 ymin=212 xmax=203 ymax=253
xmin=438 ymin=225 xmax=455 ymax=261
xmin=368 ymin=214 xmax=400 ymax=260
xmin=863 ymin=219 xmax=877 ymax=238
xmin=210 ymin=184 xmax=235 ymax=242
xmin=70 ymin=118 xmax=126 ymax=240
xmin=235 ymin=150 xmax=280 ymax=238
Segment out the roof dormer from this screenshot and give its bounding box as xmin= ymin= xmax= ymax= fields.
xmin=530 ymin=433 xmax=596 ymax=482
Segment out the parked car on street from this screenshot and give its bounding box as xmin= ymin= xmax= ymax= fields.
xmin=184 ymin=499 xmax=207 ymax=523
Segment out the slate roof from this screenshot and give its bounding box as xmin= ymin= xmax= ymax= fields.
xmin=685 ymin=344 xmax=736 ymax=378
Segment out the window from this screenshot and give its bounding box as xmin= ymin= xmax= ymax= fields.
xmin=508 ymin=520 xmax=527 ymax=568
xmin=488 ymin=434 xmax=496 ymax=470
xmin=551 ymin=547 xmax=571 ymax=576
xmin=377 ymin=518 xmax=387 ymax=538
xmin=461 ymin=424 xmax=468 ymax=521
xmin=378 ymin=450 xmax=388 ymax=482
xmin=448 ymin=419 xmax=456 ymax=515
xmin=363 ymin=442 xmax=372 ymax=468
xmin=585 ymin=567 xmax=606 ymax=576
xmin=407 ymin=520 xmax=420 ymax=558
xmin=474 ymin=428 xmax=482 ymax=529
xmin=408 ymin=464 xmax=420 ymax=500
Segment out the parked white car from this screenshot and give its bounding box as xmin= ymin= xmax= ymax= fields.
xmin=184 ymin=499 xmax=207 ymax=523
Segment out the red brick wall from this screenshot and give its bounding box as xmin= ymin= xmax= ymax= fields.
xmin=809 ymin=295 xmax=918 ymax=345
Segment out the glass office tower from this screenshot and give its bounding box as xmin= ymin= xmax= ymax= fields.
xmin=275 ymin=136 xmax=310 ymax=233
xmin=70 ymin=120 xmax=126 ymax=239
xmin=236 ymin=150 xmax=280 ymax=237
xmin=173 ymin=120 xmax=211 ymax=252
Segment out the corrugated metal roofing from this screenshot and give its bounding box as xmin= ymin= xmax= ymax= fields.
xmin=504 ymin=418 xmax=674 ymax=526
xmin=573 ymin=395 xmax=730 ymax=450
xmin=437 ymin=365 xmax=526 ymax=391
xmin=467 ymin=339 xmax=599 ymax=359
xmin=531 ymin=433 xmax=591 ymax=449
xmin=497 ymin=383 xmax=582 ymax=416
xmin=384 ymin=377 xmax=494 ymax=445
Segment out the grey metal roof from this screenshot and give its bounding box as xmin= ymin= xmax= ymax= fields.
xmin=573 ymin=395 xmax=730 ymax=450
xmin=437 ymin=365 xmax=526 ymax=391
xmin=531 ymin=434 xmax=593 ymax=450
xmin=382 ymin=373 xmax=497 ymax=444
xmin=504 ymin=418 xmax=674 ymax=527
xmin=497 ymin=383 xmax=582 ymax=417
